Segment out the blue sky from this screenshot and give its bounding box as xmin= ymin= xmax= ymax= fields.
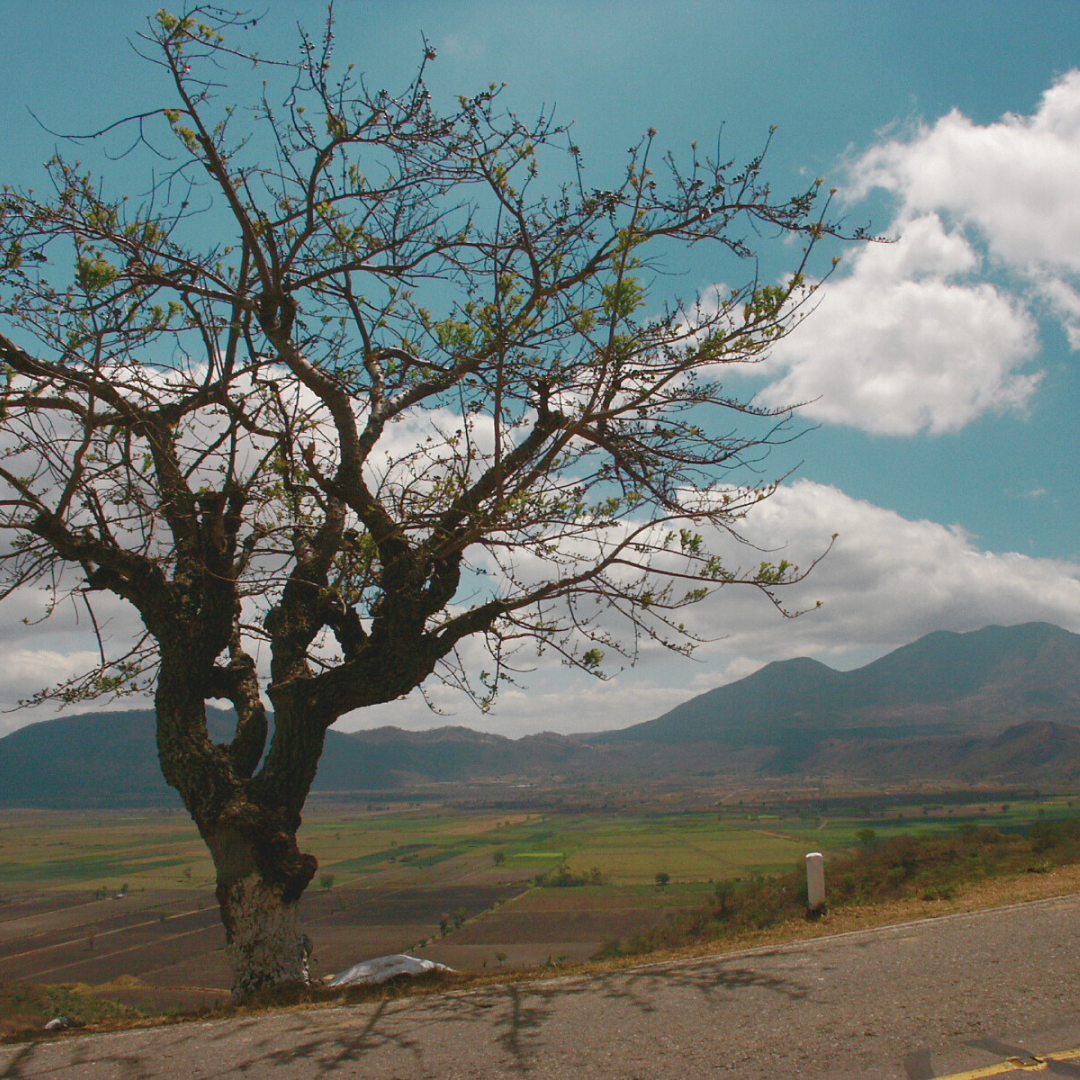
xmin=1 ymin=2 xmax=1079 ymax=736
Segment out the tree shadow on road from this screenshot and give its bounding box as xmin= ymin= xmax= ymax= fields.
xmin=0 ymin=957 xmax=811 ymax=1078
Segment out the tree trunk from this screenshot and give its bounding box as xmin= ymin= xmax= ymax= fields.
xmin=217 ymin=872 xmax=310 ymax=997
xmin=154 ymin=652 xmax=324 ymax=999
xmin=204 ymin=822 xmax=317 ymax=999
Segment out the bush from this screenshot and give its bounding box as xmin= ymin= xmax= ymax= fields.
xmin=536 ymin=864 xmax=596 ymax=888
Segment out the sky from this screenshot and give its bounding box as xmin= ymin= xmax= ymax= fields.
xmin=1 ymin=2 xmax=1079 ymax=738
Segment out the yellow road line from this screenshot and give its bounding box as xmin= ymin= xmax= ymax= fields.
xmin=932 ymin=1044 xmax=1080 ymax=1078
xmin=933 ymin=1060 xmax=1044 ymax=1078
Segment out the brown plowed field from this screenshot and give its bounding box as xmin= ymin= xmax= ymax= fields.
xmin=0 ymin=883 xmax=513 ymax=1008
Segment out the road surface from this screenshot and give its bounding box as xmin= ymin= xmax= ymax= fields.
xmin=3 ymin=892 xmax=1080 ymax=1079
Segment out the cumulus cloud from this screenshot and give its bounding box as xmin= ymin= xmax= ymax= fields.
xmin=6 ymin=478 xmax=1080 ymax=738
xmin=759 ymin=70 xmax=1080 ymax=435
xmin=847 ymin=71 xmax=1080 ymax=273
xmin=760 ymin=216 xmax=1041 ymax=434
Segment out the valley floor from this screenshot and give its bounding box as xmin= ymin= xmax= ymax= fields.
xmin=1 ymin=789 xmax=1075 ymax=1014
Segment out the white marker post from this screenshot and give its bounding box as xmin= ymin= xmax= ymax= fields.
xmin=806 ymin=852 xmax=825 ymax=914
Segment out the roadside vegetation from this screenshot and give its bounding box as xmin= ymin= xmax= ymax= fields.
xmin=0 ymin=982 xmax=155 ymax=1041
xmin=595 ymin=817 xmax=1080 ymax=959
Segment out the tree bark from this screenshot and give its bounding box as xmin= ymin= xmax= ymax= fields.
xmin=203 ymin=818 xmax=318 ymax=998
xmin=216 ymin=872 xmax=311 ymax=997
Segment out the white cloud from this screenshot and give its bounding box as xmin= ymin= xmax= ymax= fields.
xmin=759 ymin=70 xmax=1080 ymax=435
xmin=759 ymin=216 xmax=1041 ymax=434
xmin=6 ymin=478 xmax=1080 ymax=738
xmin=847 ymin=71 xmax=1080 ymax=273
xmin=0 ymin=649 xmax=109 ymax=737
xmin=331 ymin=480 xmax=1080 ymax=736
xmin=1029 ymin=273 xmax=1080 ymax=349
xmin=684 ymin=480 xmax=1080 ymax=658
xmin=439 ymin=33 xmax=486 ymax=63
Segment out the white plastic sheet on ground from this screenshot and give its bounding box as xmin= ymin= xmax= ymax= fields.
xmin=328 ymin=954 xmax=454 ymax=987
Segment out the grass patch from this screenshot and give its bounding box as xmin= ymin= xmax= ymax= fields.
xmin=405 ymin=847 xmax=464 ymax=869
xmin=0 ymin=981 xmax=153 ymax=1043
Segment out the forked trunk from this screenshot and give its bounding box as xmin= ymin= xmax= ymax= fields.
xmin=155 ymin=661 xmax=324 ymax=998
xmin=217 ymin=873 xmax=310 ymax=998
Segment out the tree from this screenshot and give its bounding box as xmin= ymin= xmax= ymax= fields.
xmin=713 ymin=878 xmax=735 ymax=916
xmin=0 ymin=9 xmax=860 ymax=997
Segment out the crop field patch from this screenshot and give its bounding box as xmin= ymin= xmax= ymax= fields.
xmin=515 ymin=884 xmax=714 ymax=912
xmin=452 ymin=909 xmax=671 ymax=945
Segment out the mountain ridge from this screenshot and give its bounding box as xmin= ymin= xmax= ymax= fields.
xmin=2 ymin=621 xmax=1079 ymax=804
xmin=596 ymin=622 xmax=1080 ymax=746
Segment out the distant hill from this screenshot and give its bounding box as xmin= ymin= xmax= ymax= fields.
xmin=0 ymin=709 xmax=179 ymax=808
xmin=0 ymin=709 xmax=620 ymax=807
xmin=596 ymin=622 xmax=1080 ymax=747
xmin=2 ymin=622 xmax=1080 ymax=805
xmin=797 ymin=720 xmax=1080 ymax=784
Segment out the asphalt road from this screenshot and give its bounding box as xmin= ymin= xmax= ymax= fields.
xmin=3 ymin=893 xmax=1080 ymax=1079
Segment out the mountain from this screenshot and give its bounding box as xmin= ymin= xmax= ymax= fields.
xmin=784 ymin=720 xmax=1080 ymax=784
xmin=0 ymin=709 xmax=365 ymax=808
xmin=597 ymin=622 xmax=1080 ymax=747
xmin=326 ymin=726 xmax=598 ymax=786
xmin=0 ymin=710 xmax=610 ymax=806
xmin=2 ymin=622 xmax=1080 ymax=804
xmin=0 ymin=709 xmax=180 ymax=808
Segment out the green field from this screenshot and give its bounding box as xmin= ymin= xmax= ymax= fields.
xmin=2 ymin=792 xmax=1074 ymax=895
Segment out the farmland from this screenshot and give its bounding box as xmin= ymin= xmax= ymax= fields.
xmin=0 ymin=786 xmax=1076 ymax=1010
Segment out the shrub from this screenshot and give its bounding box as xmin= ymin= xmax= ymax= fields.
xmin=537 ymin=864 xmax=593 ymax=888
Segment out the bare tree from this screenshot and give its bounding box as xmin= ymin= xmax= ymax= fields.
xmin=0 ymin=8 xmax=862 ymax=996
